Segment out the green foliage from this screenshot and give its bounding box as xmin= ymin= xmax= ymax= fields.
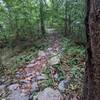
xmin=71 ymin=65 xmax=84 ymax=79
xmin=43 ymin=67 xmax=54 ymax=86
xmin=53 ymin=64 xmax=66 ymax=81
xmin=0 ymin=0 xmax=86 ymax=47
xmin=0 ymin=45 xmax=40 ymax=75
xmin=43 ymin=63 xmax=66 ymax=87
xmin=61 ymin=36 xmax=85 ymax=81
xmin=61 ymin=37 xmax=85 ymax=57
xmin=0 ymin=0 xmax=86 ymax=80
xmin=67 ymin=46 xmax=85 ymax=57
xmin=0 ymin=0 xmax=44 ymax=46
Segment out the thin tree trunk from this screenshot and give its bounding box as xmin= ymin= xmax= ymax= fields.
xmin=64 ymin=0 xmax=68 ymax=36
xmin=39 ymin=0 xmax=45 ymax=35
xmin=82 ymin=0 xmax=100 ymax=100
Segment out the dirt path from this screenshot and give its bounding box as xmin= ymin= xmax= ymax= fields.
xmin=16 ymin=31 xmax=60 ymax=93
xmin=3 ymin=31 xmax=65 ymax=100
xmin=0 ymin=30 xmax=85 ymax=100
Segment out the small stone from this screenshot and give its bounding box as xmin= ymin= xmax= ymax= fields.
xmin=36 ymin=72 xmax=40 ymax=76
xmin=20 ymin=80 xmax=30 ymax=84
xmin=26 ymin=73 xmax=33 ymax=77
xmin=38 ymin=87 xmax=63 ymax=100
xmin=31 ymin=77 xmax=36 ymax=82
xmin=16 ymin=72 xmax=21 ymax=78
xmin=30 ymin=60 xmax=35 ymax=63
xmin=48 ymin=54 xmax=60 ymax=65
xmin=36 ymin=74 xmax=47 ymax=81
xmin=31 ymin=82 xmax=39 ymax=92
xmin=47 ymin=48 xmax=52 ymax=51
xmin=38 ymin=50 xmax=46 ymax=57
xmin=51 ymin=52 xmax=58 ymax=56
xmin=33 ymin=94 xmax=39 ymax=100
xmin=26 ymin=64 xmax=35 ymax=68
xmin=47 ymin=48 xmax=53 ymax=54
xmin=58 ymin=80 xmax=69 ymax=92
xmin=0 ymin=84 xmax=6 ymax=90
xmin=54 ymin=73 xmax=59 ymax=80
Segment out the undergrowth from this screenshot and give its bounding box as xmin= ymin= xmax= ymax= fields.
xmin=60 ymin=37 xmax=85 ymax=96
xmin=0 ymin=36 xmax=47 ymax=76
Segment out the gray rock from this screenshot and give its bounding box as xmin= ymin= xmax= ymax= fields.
xmin=48 ymin=54 xmax=60 ymax=65
xmin=30 ymin=59 xmax=35 ymax=63
xmin=33 ymin=94 xmax=39 ymax=100
xmin=16 ymin=72 xmax=21 ymax=78
xmin=0 ymin=84 xmax=6 ymax=90
xmin=20 ymin=80 xmax=30 ymax=84
xmin=54 ymin=73 xmax=59 ymax=80
xmin=38 ymin=50 xmax=46 ymax=57
xmin=31 ymin=82 xmax=39 ymax=92
xmin=8 ymin=90 xmax=29 ymax=100
xmin=26 ymin=63 xmax=35 ymax=68
xmin=36 ymin=74 xmax=47 ymax=81
xmin=38 ymin=87 xmax=63 ymax=100
xmin=8 ymin=84 xmax=19 ymax=91
xmin=58 ymin=80 xmax=69 ymax=92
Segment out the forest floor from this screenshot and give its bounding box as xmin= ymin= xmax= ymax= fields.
xmin=0 ymin=31 xmax=85 ymax=100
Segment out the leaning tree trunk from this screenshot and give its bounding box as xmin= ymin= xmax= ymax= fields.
xmin=82 ymin=0 xmax=100 ymax=100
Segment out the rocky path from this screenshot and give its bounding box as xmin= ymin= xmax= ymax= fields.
xmin=0 ymin=32 xmax=69 ymax=100
xmin=0 ymin=31 xmax=81 ymax=100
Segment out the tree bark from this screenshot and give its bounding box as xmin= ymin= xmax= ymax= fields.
xmin=64 ymin=0 xmax=68 ymax=36
xmin=82 ymin=0 xmax=100 ymax=100
xmin=39 ymin=0 xmax=45 ymax=35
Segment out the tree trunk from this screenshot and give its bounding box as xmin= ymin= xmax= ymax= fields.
xmin=64 ymin=0 xmax=68 ymax=36
xmin=39 ymin=0 xmax=45 ymax=35
xmin=82 ymin=0 xmax=100 ymax=100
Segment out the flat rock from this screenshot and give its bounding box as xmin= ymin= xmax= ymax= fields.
xmin=8 ymin=84 xmax=19 ymax=91
xmin=38 ymin=87 xmax=63 ymax=100
xmin=54 ymin=73 xmax=59 ymax=80
xmin=8 ymin=90 xmax=29 ymax=100
xmin=26 ymin=63 xmax=35 ymax=68
xmin=0 ymin=84 xmax=6 ymax=90
xmin=31 ymin=82 xmax=39 ymax=92
xmin=48 ymin=54 xmax=60 ymax=65
xmin=33 ymin=95 xmax=38 ymax=100
xmin=30 ymin=59 xmax=35 ymax=63
xmin=38 ymin=50 xmax=46 ymax=57
xmin=36 ymin=74 xmax=47 ymax=81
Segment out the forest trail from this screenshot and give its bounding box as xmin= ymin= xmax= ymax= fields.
xmin=3 ymin=30 xmax=67 ymax=100
xmin=16 ymin=30 xmax=61 ymax=94
xmin=0 ymin=29 xmax=84 ymax=100
xmin=0 ymin=0 xmax=86 ymax=99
